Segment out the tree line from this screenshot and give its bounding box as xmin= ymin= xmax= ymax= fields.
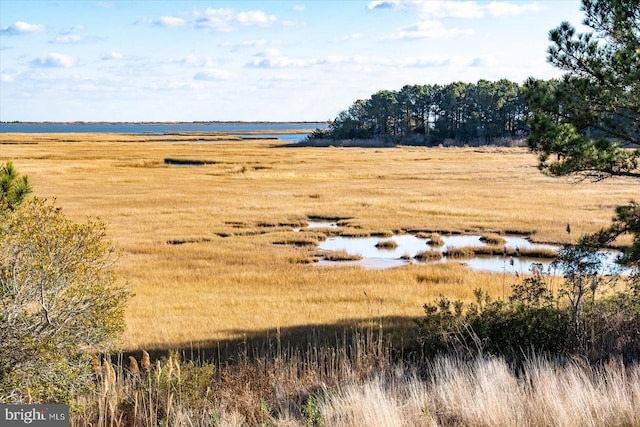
xmin=315 ymin=79 xmax=530 ymax=144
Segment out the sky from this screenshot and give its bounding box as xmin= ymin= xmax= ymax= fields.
xmin=0 ymin=0 xmax=587 ymax=122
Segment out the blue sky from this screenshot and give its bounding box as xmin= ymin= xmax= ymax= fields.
xmin=0 ymin=0 xmax=586 ymax=122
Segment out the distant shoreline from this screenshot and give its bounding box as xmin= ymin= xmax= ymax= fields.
xmin=0 ymin=121 xmax=328 ymax=141
xmin=0 ymin=121 xmax=327 ymax=125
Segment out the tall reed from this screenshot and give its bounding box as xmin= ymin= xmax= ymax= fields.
xmin=71 ymin=330 xmax=640 ymax=427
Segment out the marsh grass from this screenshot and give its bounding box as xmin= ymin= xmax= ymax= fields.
xmin=324 ymin=250 xmax=363 ymax=261
xmin=442 ymin=246 xmax=478 ymax=258
xmin=375 ymin=239 xmax=399 ymax=250
xmin=2 ymin=134 xmax=637 ymax=349
xmin=415 ymin=250 xmax=444 ymax=261
xmin=479 ymin=232 xmax=506 ymax=246
xmin=425 ymin=233 xmax=445 ymax=247
xmin=443 ymin=245 xmax=559 ymax=259
xmin=71 ymin=332 xmax=640 ymax=427
xmin=272 ymin=233 xmax=320 ymax=247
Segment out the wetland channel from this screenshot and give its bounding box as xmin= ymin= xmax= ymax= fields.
xmin=303 ymin=222 xmax=624 ymax=274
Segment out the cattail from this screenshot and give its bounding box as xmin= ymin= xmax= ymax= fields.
xmin=92 ymin=357 xmax=102 ymax=381
xmin=102 ymin=359 xmax=116 ymax=389
xmin=167 ymin=354 xmax=174 ymax=379
xmin=141 ymin=350 xmax=151 ymax=373
xmin=155 ymin=360 xmax=162 ymax=384
xmin=129 ymin=356 xmax=140 ymax=375
xmin=173 ymin=357 xmax=181 ymax=382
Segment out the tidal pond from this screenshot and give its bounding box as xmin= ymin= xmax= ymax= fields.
xmin=316 ymin=232 xmax=624 ymax=274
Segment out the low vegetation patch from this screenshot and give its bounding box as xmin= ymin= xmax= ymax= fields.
xmin=272 ymin=234 xmax=319 ymax=247
xmin=439 ymin=245 xmax=559 ymax=259
xmin=166 ymin=237 xmax=214 ymax=245
xmin=163 ymin=158 xmax=219 ymax=166
xmin=515 ymin=247 xmax=558 ymax=258
xmin=415 ymin=250 xmax=444 ymax=262
xmin=442 ymin=246 xmax=478 ymax=258
xmin=479 ymin=232 xmax=506 ymax=245
xmin=425 ymin=233 xmax=444 ymax=247
xmin=324 ymin=250 xmax=363 ymax=261
xmin=375 ymin=239 xmax=399 ymax=250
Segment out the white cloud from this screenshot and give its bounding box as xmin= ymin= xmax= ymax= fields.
xmin=1 ymin=21 xmax=45 ymax=35
xmin=271 ymin=73 xmax=306 ymax=81
xmin=368 ymin=1 xmax=543 ymax=42
xmin=236 ymin=10 xmax=276 ymax=26
xmin=406 ymin=55 xmax=486 ymax=68
xmin=367 ymin=0 xmax=543 ymax=19
xmin=293 ymin=5 xmax=305 ymax=12
xmin=193 ymin=69 xmax=232 ymax=81
xmin=51 ymin=34 xmax=85 ymax=44
xmin=382 ymin=20 xmax=474 ymax=40
xmin=194 ymin=8 xmax=276 ymax=32
xmin=1 ymin=73 xmax=15 ymax=83
xmin=102 ymin=51 xmax=124 ymax=60
xmin=169 ymin=55 xmax=219 ymax=67
xmin=30 ymin=53 xmax=76 ymax=68
xmin=416 ymin=1 xmax=485 ymax=19
xmin=469 ymin=55 xmax=497 ymax=67
xmin=247 ymin=49 xmax=315 ymax=68
xmin=138 ymin=16 xmax=186 ymax=27
xmin=366 ymin=1 xmax=398 ymax=10
xmin=194 ymin=8 xmax=235 ymax=32
xmin=157 ymin=16 xmax=187 ymax=27
xmin=219 ymin=39 xmax=268 ymax=50
xmin=244 ymin=50 xmax=490 ymax=70
xmin=485 ymin=2 xmax=543 ymax=17
xmin=335 ymin=33 xmax=364 ymax=42
xmin=60 ymin=25 xmax=85 ymax=35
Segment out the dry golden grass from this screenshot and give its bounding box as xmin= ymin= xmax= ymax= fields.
xmin=1 ymin=133 xmax=637 ymax=350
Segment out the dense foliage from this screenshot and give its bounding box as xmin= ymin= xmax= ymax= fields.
xmin=525 ymin=0 xmax=639 ymax=180
xmin=1 ymin=161 xmax=31 ymax=212
xmin=317 ymin=80 xmax=529 ymax=144
xmin=417 ymin=254 xmax=640 ymax=364
xmin=525 ymin=0 xmax=639 ymax=269
xmin=0 ymin=167 xmax=130 ymax=403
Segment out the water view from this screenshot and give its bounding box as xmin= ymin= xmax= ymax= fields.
xmin=0 ymin=122 xmax=328 ymax=142
xmin=314 ymin=226 xmax=624 ymax=274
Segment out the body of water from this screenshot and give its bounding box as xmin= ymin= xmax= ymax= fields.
xmin=316 ymin=231 xmax=625 ymax=274
xmin=0 ymin=122 xmax=328 ymax=142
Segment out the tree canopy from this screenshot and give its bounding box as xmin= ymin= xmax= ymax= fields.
xmin=526 ymin=0 xmax=639 ymax=269
xmin=1 ymin=161 xmax=32 ymax=212
xmin=524 ymin=0 xmax=639 ymax=179
xmin=321 ymin=80 xmax=529 ymax=145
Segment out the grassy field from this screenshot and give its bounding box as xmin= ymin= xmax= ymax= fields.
xmin=1 ymin=132 xmax=637 ymax=351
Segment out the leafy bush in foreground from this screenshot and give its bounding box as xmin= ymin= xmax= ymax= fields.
xmin=416 ymin=247 xmax=640 ymax=363
xmin=0 ymin=198 xmax=130 ymax=403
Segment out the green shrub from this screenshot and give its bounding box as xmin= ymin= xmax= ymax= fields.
xmin=416 ymin=287 xmax=572 ymax=361
xmin=417 ymin=252 xmax=640 ymax=363
xmin=0 ymin=198 xmax=130 ymax=403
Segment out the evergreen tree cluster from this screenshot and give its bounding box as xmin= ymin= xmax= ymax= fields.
xmin=318 ymin=79 xmax=530 ymax=145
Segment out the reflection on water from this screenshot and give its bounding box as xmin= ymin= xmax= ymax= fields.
xmin=308 ymin=221 xmax=338 ymax=229
xmin=317 ymin=233 xmax=624 ymax=274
